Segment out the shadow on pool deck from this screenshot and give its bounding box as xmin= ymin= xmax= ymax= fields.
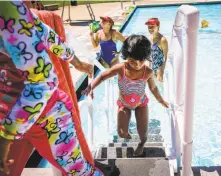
xmin=69 ymin=20 xmax=91 ymax=27
xmin=176 ymin=166 xmax=221 ymax=176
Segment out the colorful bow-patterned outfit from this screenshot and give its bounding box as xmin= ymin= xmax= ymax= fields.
xmin=0 ymin=1 xmax=103 ymax=175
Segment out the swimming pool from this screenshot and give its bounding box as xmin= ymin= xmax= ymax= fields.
xmin=81 ymin=4 xmax=221 ymax=167
xmin=40 ymin=3 xmax=221 ymax=169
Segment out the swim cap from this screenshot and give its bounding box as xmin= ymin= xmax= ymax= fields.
xmin=100 ymin=16 xmax=114 ymax=25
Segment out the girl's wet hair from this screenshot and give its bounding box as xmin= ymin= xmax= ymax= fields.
xmin=121 ymin=35 xmax=152 ymax=61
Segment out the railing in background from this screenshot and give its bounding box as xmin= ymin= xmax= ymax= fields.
xmin=78 ymin=57 xmax=117 ymax=149
xmin=165 ymin=5 xmax=199 ymax=176
xmin=105 ymin=76 xmax=118 ymax=144
xmin=121 ymin=0 xmax=136 ymax=9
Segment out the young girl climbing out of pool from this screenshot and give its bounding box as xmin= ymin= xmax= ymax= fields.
xmin=82 ymin=35 xmax=169 ymax=156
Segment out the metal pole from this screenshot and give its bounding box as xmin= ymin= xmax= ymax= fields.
xmin=88 ymin=101 xmax=93 ymax=150
xmin=173 ymin=28 xmax=184 ymax=109
xmin=179 ymin=5 xmax=199 ymax=176
xmin=61 ymin=0 xmax=65 ymax=21
xmin=68 ymin=3 xmax=71 ymax=22
xmin=182 ymin=22 xmax=199 ymax=176
xmin=88 ymin=56 xmax=94 ymax=150
xmin=121 ymin=0 xmax=123 ymax=10
xmin=132 ymin=0 xmax=135 ymax=5
xmin=105 ymin=80 xmax=110 ymax=144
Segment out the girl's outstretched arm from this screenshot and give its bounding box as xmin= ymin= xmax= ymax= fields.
xmin=147 ymin=73 xmax=169 ymax=108
xmin=82 ymin=64 xmax=121 ymax=96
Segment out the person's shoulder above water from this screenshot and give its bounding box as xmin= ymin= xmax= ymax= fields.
xmin=112 ymin=30 xmax=126 ymax=42
xmin=160 ymin=35 xmax=168 ymax=44
xmin=159 ymin=35 xmax=168 ymax=54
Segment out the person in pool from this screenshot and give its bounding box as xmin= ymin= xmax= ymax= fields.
xmin=145 ymin=18 xmax=168 ymax=82
xmin=82 ymin=35 xmax=169 ymax=156
xmin=90 ymin=16 xmax=125 ymax=68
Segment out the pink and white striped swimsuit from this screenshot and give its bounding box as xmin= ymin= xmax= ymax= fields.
xmin=117 ymin=64 xmax=149 ymax=110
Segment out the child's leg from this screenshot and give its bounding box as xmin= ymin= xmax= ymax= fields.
xmin=134 ymin=105 xmax=148 ymax=156
xmin=117 ymin=106 xmax=132 ymax=139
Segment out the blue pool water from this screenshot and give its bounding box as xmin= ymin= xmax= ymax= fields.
xmin=82 ymin=4 xmax=221 ymax=167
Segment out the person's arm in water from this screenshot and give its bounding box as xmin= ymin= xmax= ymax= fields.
xmin=112 ymin=31 xmax=126 ymax=57
xmin=115 ymin=31 xmax=126 ymax=42
xmin=90 ymin=31 xmax=100 ymax=48
xmin=70 ymin=55 xmax=93 ymax=78
xmin=157 ymin=36 xmax=168 ymax=82
xmin=160 ymin=36 xmax=168 ymax=71
xmin=147 ymin=72 xmax=169 ymax=108
xmin=82 ymin=64 xmax=121 ymax=98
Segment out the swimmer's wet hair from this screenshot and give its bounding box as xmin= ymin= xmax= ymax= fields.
xmin=121 ymin=34 xmax=152 ymax=61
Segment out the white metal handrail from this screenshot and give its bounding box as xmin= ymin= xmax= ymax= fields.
xmin=165 ymin=5 xmax=199 ymax=176
xmin=78 ymin=99 xmax=93 ymax=150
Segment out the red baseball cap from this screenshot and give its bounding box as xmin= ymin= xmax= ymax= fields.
xmin=145 ymin=18 xmax=160 ymax=26
xmin=100 ymin=16 xmax=114 ymax=25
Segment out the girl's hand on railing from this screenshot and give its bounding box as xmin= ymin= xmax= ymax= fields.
xmin=160 ymin=99 xmax=169 ymax=108
xmin=82 ymin=85 xmax=94 ymax=99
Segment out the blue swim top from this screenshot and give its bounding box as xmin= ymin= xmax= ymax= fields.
xmin=99 ymin=30 xmax=117 ymax=65
xmin=151 ymin=39 xmax=164 ymax=73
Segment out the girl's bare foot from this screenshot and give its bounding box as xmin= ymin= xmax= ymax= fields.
xmin=133 ymin=137 xmax=147 ymax=156
xmin=134 ymin=143 xmax=145 ymax=156
xmin=126 ymin=133 xmax=132 ymax=139
xmin=119 ymin=131 xmax=132 ymax=139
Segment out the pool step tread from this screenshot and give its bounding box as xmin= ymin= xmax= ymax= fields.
xmin=95 ymin=145 xmax=166 ymax=159
xmin=95 ymin=158 xmax=170 ymax=176
xmin=21 ymin=168 xmax=53 ymax=176
xmin=112 ymin=134 xmax=164 ymax=143
xmin=108 ymin=142 xmax=163 ymax=147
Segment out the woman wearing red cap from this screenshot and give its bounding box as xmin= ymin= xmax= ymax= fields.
xmin=90 ymin=16 xmax=125 ymax=68
xmin=145 ymin=18 xmax=168 ymax=82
